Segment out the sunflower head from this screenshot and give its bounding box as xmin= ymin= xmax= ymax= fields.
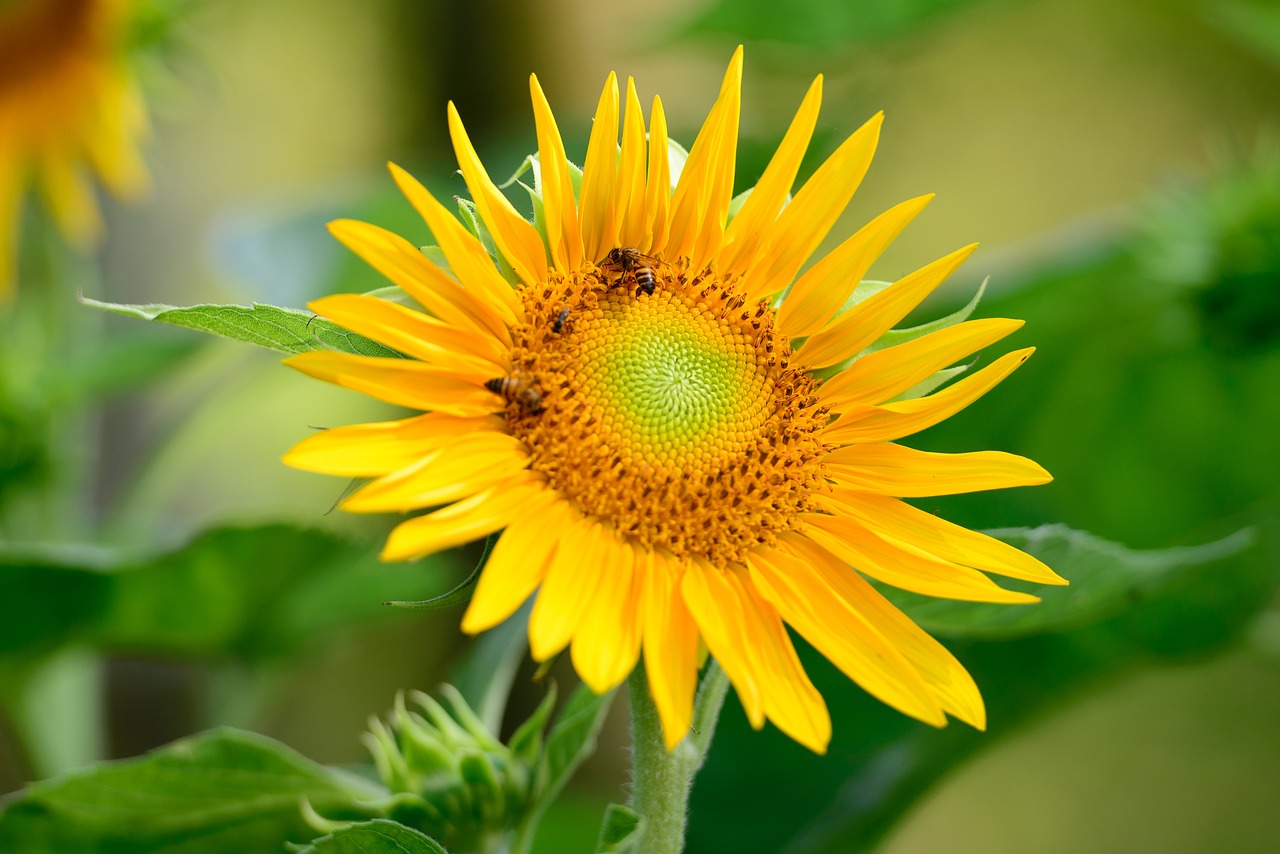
xmin=0 ymin=0 xmax=151 ymax=300
xmin=285 ymin=48 xmax=1063 ymax=753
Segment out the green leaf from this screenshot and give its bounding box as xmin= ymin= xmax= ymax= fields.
xmin=515 ymin=684 xmax=616 ymax=852
xmin=82 ymin=297 xmax=401 ymax=358
xmin=594 ymin=804 xmax=645 ymax=853
xmin=883 ymin=526 xmax=1258 ymax=640
xmin=0 ymin=525 xmax=465 ymax=672
xmin=296 ymin=819 xmax=449 ymax=854
xmin=0 ymin=728 xmax=378 ymax=853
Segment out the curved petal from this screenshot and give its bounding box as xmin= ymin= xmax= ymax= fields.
xmin=327 ymin=218 xmax=509 ymax=343
xmin=641 ymin=95 xmax=671 ymax=255
xmin=822 ymin=348 xmax=1035 ymax=444
xmin=748 ymin=547 xmax=945 ymax=726
xmin=640 ymin=549 xmax=699 ymax=748
xmin=571 ymin=531 xmax=643 ymax=694
xmin=826 ymin=443 xmax=1052 ymax=497
xmin=285 ymin=351 xmax=504 ymax=415
xmin=308 ymin=293 xmax=509 ymax=374
xmin=448 ymin=102 xmax=548 ymax=286
xmin=777 ymin=195 xmax=933 ymax=339
xmin=802 ymin=513 xmax=1039 ymax=604
xmin=823 ymin=489 xmax=1067 ymax=586
xmin=529 ymin=74 xmax=584 ymax=271
xmin=682 ymin=558 xmax=831 ymax=753
xmin=341 ymin=433 xmax=530 ymax=513
xmin=283 ymin=412 xmax=504 ymax=477
xmin=462 ymin=493 xmax=569 ymax=633
xmin=798 ymin=243 xmax=977 ymax=370
xmin=740 ymin=112 xmax=883 ymax=302
xmin=529 ymin=513 xmax=605 ymax=660
xmin=388 ymin=163 xmax=523 ymax=324
xmin=664 ymin=45 xmax=743 ymax=267
xmin=818 ymin=317 xmax=1022 ymax=409
xmin=776 ymin=534 xmax=986 ymax=728
xmin=381 ymin=471 xmax=545 ymax=562
xmin=579 ymin=72 xmax=620 ymax=265
xmin=716 ymin=75 xmax=822 ymax=276
xmin=615 ymin=78 xmax=650 ymax=250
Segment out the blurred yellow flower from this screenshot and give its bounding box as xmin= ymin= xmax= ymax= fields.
xmin=284 ymin=48 xmax=1064 ymax=753
xmin=0 ymin=0 xmax=150 ymax=300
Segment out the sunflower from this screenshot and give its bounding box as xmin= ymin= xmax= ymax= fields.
xmin=284 ymin=48 xmax=1064 ymax=754
xmin=0 ymin=0 xmax=150 ymax=300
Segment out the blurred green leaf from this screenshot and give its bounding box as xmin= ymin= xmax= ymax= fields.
xmin=452 ymin=600 xmax=533 ymax=734
xmin=50 ymin=334 xmax=203 ymax=403
xmin=296 ymin=820 xmax=449 ymax=854
xmin=675 ymin=0 xmax=998 ymax=52
xmin=884 ymin=525 xmax=1257 ymax=639
xmin=1209 ymin=0 xmax=1280 ymax=67
xmin=688 ymin=513 xmax=1277 ymax=853
xmin=81 ymin=298 xmax=401 ymax=358
xmin=0 ymin=728 xmax=376 ymax=853
xmin=0 ymin=525 xmax=463 ymax=675
xmin=594 ymin=804 xmax=644 ymax=853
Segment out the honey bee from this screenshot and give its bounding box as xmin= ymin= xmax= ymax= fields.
xmin=485 ymin=375 xmax=543 ymax=414
xmin=602 ymin=247 xmax=658 ymax=296
xmin=552 ymin=307 xmax=570 ymax=334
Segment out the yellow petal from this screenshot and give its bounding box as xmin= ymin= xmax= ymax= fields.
xmin=682 ymin=558 xmax=830 ymax=752
xmin=748 ymin=546 xmax=945 ymax=726
xmin=381 ymin=471 xmax=544 ymax=562
xmin=578 ymin=72 xmax=620 ymax=266
xmin=38 ymin=153 xmax=101 ymax=247
xmin=665 ymin=46 xmax=743 ymax=267
xmin=641 ymin=550 xmax=699 ymax=749
xmin=571 ymin=532 xmax=643 ymax=694
xmin=529 ymin=514 xmax=605 ymax=660
xmin=283 ymin=412 xmax=504 ymax=477
xmin=822 ymin=348 xmax=1035 ymax=444
xmin=798 ymin=243 xmax=977 ymax=370
xmin=308 ymin=293 xmax=509 ymax=375
xmin=824 ymin=489 xmax=1067 ymax=586
xmin=341 ymin=433 xmax=530 ymax=513
xmin=529 ymin=74 xmax=584 ymax=271
xmin=448 ymin=102 xmax=549 ymax=286
xmin=818 ymin=317 xmax=1022 ymax=408
xmin=388 ymin=163 xmax=523 ymax=325
xmin=327 ymin=218 xmax=509 ymax=344
xmin=642 ymin=95 xmax=671 ymax=255
xmin=777 ymin=195 xmax=933 ymax=339
xmin=826 ymin=443 xmax=1052 ymax=497
xmin=740 ymin=112 xmax=883 ymax=302
xmin=462 ymin=494 xmax=569 ymax=633
xmin=284 ymin=350 xmax=502 ymax=416
xmin=615 ymin=78 xmax=650 ymax=250
xmin=716 ymin=75 xmax=822 ymax=275
xmin=802 ymin=513 xmax=1039 ymax=604
xmin=777 ymin=533 xmax=985 ymax=729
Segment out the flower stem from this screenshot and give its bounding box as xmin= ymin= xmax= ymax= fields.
xmin=627 ymin=661 xmax=730 ymax=854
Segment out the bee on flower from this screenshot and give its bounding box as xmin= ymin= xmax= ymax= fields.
xmin=283 ymin=47 xmax=1064 ymax=754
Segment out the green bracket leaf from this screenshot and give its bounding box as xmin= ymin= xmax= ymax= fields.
xmin=81 ymin=297 xmax=402 ymax=358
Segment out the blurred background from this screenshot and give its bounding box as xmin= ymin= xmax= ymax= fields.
xmin=2 ymin=0 xmax=1279 ymax=851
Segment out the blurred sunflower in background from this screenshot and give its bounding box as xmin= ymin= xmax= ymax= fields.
xmin=0 ymin=0 xmax=151 ymax=301
xmin=284 ymin=48 xmax=1065 ymax=754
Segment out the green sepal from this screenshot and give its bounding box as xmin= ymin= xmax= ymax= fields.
xmin=865 ymin=277 xmax=989 ymax=355
xmin=384 ymin=536 xmax=494 ymax=610
xmin=595 ymin=804 xmax=645 ymax=853
xmin=508 ymin=684 xmax=558 ymax=764
xmin=890 ymin=361 xmax=972 ymax=402
xmin=455 ymin=197 xmax=521 ymax=285
xmin=419 ymin=245 xmax=451 ymax=273
xmin=666 ymin=138 xmax=691 ymax=189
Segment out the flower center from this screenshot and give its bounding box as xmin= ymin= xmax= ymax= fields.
xmin=502 ymin=257 xmax=830 ymax=565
